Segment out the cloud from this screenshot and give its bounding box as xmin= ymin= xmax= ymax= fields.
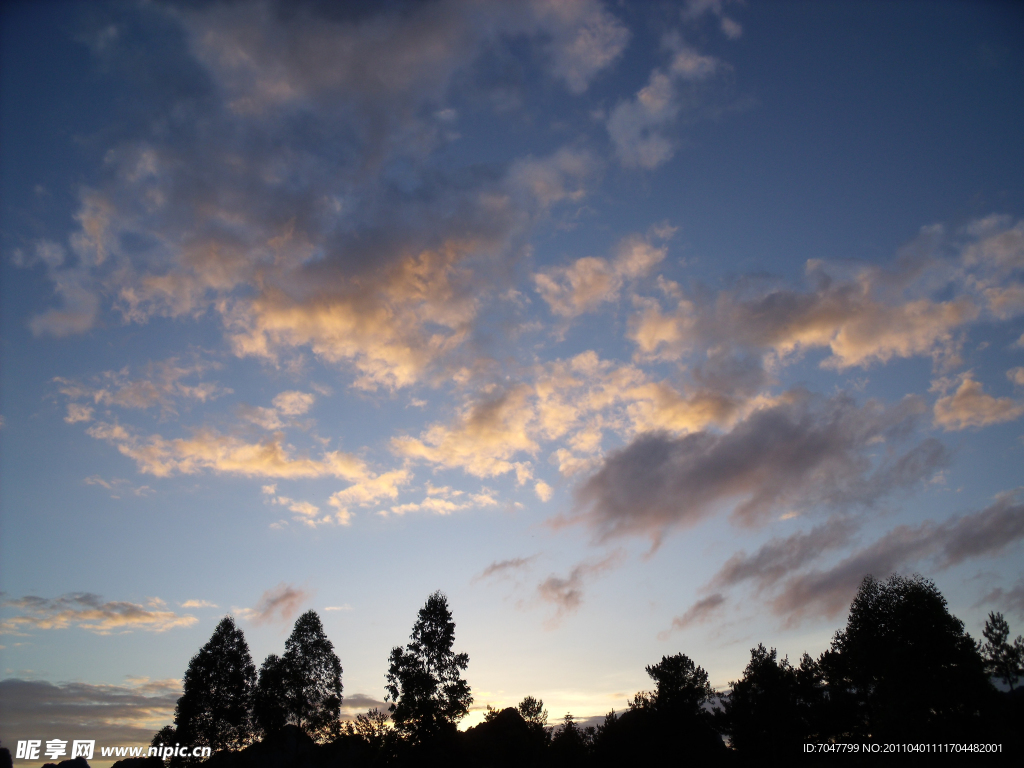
xmin=0 ymin=677 xmax=180 ymax=748
xmin=55 ymin=357 xmax=230 ymax=417
xmin=272 ymin=390 xmax=316 ymax=416
xmin=179 ymin=600 xmax=218 ymax=609
xmin=33 ymin=1 xmax=615 ymax=391
xmin=86 ymin=421 xmax=371 ymax=480
xmin=339 ymin=693 xmax=391 ymax=721
xmin=770 ymin=490 xmax=1024 ymax=625
xmin=0 ymin=594 xmax=197 ymax=635
xmin=329 ymin=468 xmax=414 ymax=523
xmin=606 ymin=40 xmax=722 ymax=169
xmin=573 ymin=390 xmax=947 ymax=545
xmin=681 ymin=0 xmax=742 ymax=39
xmin=629 ymin=217 xmax=1024 ymax=372
xmin=386 ymin=486 xmax=497 ymax=517
xmin=660 ymin=593 xmax=726 ymax=638
xmin=84 ymin=475 xmax=154 ymax=498
xmin=978 ymin=579 xmax=1024 ymax=621
xmin=477 ymin=555 xmax=538 ymax=581
xmin=529 ymin=0 xmax=629 ymax=94
xmin=533 ymin=234 xmax=666 ymax=318
xmin=65 ymin=403 xmax=95 ymax=423
xmin=394 ymin=350 xmax=754 ymax=484
xmin=932 ymin=372 xmax=1024 ymax=430
xmin=261 ymin=484 xmax=337 ymax=527
xmin=236 ymin=583 xmax=310 ymax=626
xmin=392 ymin=384 xmax=539 ymax=480
xmin=535 ymin=480 xmax=554 ymax=501
xmin=536 ymin=552 xmax=623 ymax=625
xmin=708 ymin=516 xmax=859 ymax=592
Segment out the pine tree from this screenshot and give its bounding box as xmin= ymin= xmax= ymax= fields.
xmin=385 ymin=591 xmax=472 ymax=744
xmin=173 ymin=616 xmax=256 ymax=754
xmin=980 ymin=611 xmax=1024 ymax=690
xmin=282 ymin=610 xmax=343 ymax=742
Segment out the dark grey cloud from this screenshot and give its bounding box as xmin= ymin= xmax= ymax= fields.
xmin=0 ymin=678 xmax=179 ymax=747
xmin=575 ymin=389 xmax=947 ymax=544
xmin=660 ymin=593 xmax=725 ymax=638
xmin=709 ymin=516 xmax=857 ymax=592
xmin=770 ymin=490 xmax=1024 ymax=625
xmin=938 ymin=491 xmax=1024 ymax=567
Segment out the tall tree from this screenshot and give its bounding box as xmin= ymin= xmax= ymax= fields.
xmin=282 ymin=610 xmax=343 ymax=742
xmin=980 ymin=611 xmax=1024 ymax=690
xmin=173 ymin=616 xmax=256 ymax=754
xmin=253 ymin=653 xmax=289 ymax=737
xmin=385 ymin=591 xmax=472 ymax=745
xmin=820 ymin=573 xmax=992 ymax=742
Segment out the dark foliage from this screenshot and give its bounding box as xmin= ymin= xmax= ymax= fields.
xmin=980 ymin=611 xmax=1024 ymax=690
xmin=146 ymin=579 xmax=1022 ymax=767
xmin=253 ymin=653 xmax=289 ymax=737
xmin=385 ymin=591 xmax=472 ymax=750
xmin=282 ymin=611 xmax=344 ymax=743
xmin=719 ymin=645 xmax=823 ymax=757
xmin=818 ymin=573 xmax=993 ymax=742
xmin=463 ymin=707 xmax=546 ymax=768
xmin=595 ymin=653 xmax=724 ymax=766
xmin=173 ymin=617 xmax=256 ymax=756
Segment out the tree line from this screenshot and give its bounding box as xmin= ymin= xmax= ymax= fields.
xmin=110 ymin=576 xmax=1021 ymax=767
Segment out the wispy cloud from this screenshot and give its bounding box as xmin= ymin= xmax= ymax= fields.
xmin=180 ymin=599 xmax=218 ymax=609
xmin=0 ymin=594 xmax=197 ymax=635
xmin=659 ymin=593 xmax=726 ymax=638
xmin=236 ymin=583 xmax=311 ymax=626
xmin=476 ymin=555 xmax=539 ymax=582
xmin=536 ymin=551 xmax=624 ymax=626
xmin=770 ymin=490 xmax=1024 ymax=625
xmin=978 ymin=579 xmax=1024 ymax=620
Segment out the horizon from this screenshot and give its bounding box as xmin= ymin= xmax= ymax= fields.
xmin=1 ymin=1 xmax=1023 ymax=764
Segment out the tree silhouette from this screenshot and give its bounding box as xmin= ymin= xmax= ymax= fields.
xmin=819 ymin=573 xmax=992 ymax=742
xmin=254 ymin=653 xmax=289 ymax=737
xmin=980 ymin=611 xmax=1023 ymax=691
xmin=282 ymin=610 xmax=343 ymax=742
xmin=633 ymin=653 xmax=714 ymax=717
xmin=720 ymin=645 xmax=822 ymax=757
xmin=549 ymin=714 xmax=593 ymax=768
xmin=385 ymin=591 xmax=472 ymax=746
xmin=517 ymin=695 xmax=548 ymax=729
xmin=595 ymin=652 xmax=722 ymax=766
xmin=173 ymin=616 xmax=256 ymax=755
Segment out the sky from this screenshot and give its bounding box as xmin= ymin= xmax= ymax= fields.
xmin=1 ymin=0 xmax=1023 ymax=761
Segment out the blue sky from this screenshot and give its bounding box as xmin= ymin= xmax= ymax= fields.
xmin=2 ymin=0 xmax=1023 ymax=760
